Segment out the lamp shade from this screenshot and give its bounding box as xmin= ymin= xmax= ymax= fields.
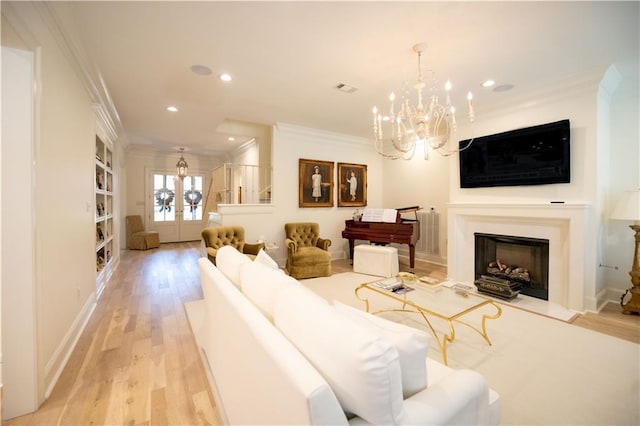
xmin=610 ymin=189 xmax=640 ymax=221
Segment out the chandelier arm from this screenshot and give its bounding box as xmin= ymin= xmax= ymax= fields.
xmin=433 ymin=137 xmax=476 ymax=157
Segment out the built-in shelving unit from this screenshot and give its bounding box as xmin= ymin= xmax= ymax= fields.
xmin=95 ymin=129 xmax=115 ymax=293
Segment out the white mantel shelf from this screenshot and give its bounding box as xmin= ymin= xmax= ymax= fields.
xmin=447 ymin=202 xmax=589 ymax=213
xmin=447 ymin=202 xmax=592 ymax=312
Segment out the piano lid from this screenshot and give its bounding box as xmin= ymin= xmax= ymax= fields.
xmin=396 ymin=206 xmax=422 ymax=214
xmin=396 ymin=206 xmax=422 ymax=222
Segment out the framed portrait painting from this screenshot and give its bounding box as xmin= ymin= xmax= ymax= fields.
xmin=299 ymin=158 xmax=334 ymax=207
xmin=337 ymin=162 xmax=367 ymax=207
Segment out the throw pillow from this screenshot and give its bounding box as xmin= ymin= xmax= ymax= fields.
xmin=216 ymin=245 xmax=252 ymax=288
xmin=334 ymin=301 xmax=431 ymax=398
xmin=254 ymin=248 xmax=280 ymax=270
xmin=240 ymin=261 xmax=301 ymax=322
xmin=274 ymin=285 xmax=407 ymax=425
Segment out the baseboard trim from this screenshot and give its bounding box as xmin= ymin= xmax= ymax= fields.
xmin=43 ymin=293 xmax=96 ymax=399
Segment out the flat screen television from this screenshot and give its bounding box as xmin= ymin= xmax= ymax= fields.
xmin=458 ymin=119 xmax=570 ymax=188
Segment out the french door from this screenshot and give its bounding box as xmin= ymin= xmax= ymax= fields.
xmin=150 ymin=171 xmax=206 ymax=242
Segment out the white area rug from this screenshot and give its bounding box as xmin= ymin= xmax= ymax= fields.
xmin=302 ymin=272 xmax=640 ymax=426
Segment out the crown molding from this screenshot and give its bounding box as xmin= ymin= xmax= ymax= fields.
xmin=477 ymin=68 xmax=607 ymax=121
xmin=275 ymin=122 xmax=372 ymax=148
xmin=32 ymin=2 xmax=122 ymax=140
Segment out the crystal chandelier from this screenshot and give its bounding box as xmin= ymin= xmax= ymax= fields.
xmin=176 ymin=148 xmax=188 ymax=179
xmin=372 ymin=43 xmax=475 ymax=160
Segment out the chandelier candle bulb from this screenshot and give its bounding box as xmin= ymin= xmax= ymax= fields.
xmin=467 ymin=92 xmax=475 ymax=122
xmin=451 ymin=106 xmax=457 ymax=130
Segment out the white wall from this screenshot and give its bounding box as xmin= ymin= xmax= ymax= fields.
xmin=217 ymin=123 xmax=383 ymax=266
xmin=382 ymin=144 xmax=452 ymax=265
xmin=1 ymin=2 xmax=109 ymax=416
xmin=604 ymin=88 xmax=640 ymax=296
xmin=1 ymin=46 xmax=38 ymax=419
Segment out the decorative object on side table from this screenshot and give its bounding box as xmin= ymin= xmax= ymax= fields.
xmin=610 ymin=188 xmax=640 ymax=315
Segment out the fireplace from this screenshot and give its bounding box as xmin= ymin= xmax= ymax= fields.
xmin=448 ymin=203 xmax=591 ymax=312
xmin=474 ymin=233 xmax=550 ymax=301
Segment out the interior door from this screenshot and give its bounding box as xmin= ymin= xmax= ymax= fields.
xmin=151 ymin=171 xmax=206 ymax=242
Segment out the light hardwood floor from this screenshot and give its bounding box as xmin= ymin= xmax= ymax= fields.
xmin=5 ymin=243 xmax=639 ymax=425
xmin=5 ymin=242 xmax=219 ymax=426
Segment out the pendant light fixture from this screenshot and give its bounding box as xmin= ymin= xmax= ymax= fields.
xmin=176 ymin=147 xmax=188 ymax=180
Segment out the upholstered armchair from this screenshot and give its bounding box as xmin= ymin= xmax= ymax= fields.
xmin=201 ymin=226 xmax=265 ymax=265
xmin=284 ymin=222 xmax=332 ymax=279
xmin=126 ymin=215 xmax=161 ymax=250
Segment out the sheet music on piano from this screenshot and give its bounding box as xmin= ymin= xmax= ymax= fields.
xmin=361 ymin=208 xmax=398 ymax=223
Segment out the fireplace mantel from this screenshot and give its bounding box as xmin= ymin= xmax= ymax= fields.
xmin=447 ymin=202 xmax=591 ymax=312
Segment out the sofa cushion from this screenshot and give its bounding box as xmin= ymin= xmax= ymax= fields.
xmin=334 ymin=301 xmax=430 ymax=398
xmin=274 ymin=285 xmax=407 ymax=425
xmin=254 ymin=248 xmax=280 ymax=270
xmin=216 ymin=245 xmax=252 ymax=288
xmin=240 ymin=261 xmax=301 ymax=322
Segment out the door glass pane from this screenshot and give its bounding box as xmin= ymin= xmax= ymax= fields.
xmin=183 ymin=175 xmax=204 ymax=221
xmin=154 ymin=174 xmax=176 ymax=222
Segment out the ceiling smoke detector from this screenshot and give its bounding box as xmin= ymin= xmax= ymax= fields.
xmin=335 ymin=83 xmax=358 ymax=93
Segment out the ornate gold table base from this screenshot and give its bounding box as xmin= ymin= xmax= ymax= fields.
xmin=355 ymin=282 xmax=502 ymax=365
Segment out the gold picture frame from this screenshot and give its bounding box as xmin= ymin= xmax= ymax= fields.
xmin=299 ymin=158 xmax=334 ymax=207
xmin=337 ymin=162 xmax=367 ymax=207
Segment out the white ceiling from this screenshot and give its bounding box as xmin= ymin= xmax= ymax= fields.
xmin=52 ymin=1 xmax=638 ymax=156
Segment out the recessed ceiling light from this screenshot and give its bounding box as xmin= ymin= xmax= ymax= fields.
xmin=493 ymin=84 xmax=514 ymax=92
xmin=482 ymin=80 xmax=496 ymax=88
xmin=190 ymin=64 xmax=212 ymax=75
xmin=167 ymin=106 xmax=178 ymax=112
xmin=219 ymin=73 xmax=232 ymax=82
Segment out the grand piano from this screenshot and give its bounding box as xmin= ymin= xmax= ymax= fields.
xmin=342 ymin=206 xmax=421 ymax=269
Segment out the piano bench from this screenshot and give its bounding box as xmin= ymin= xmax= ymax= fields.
xmin=353 ymin=245 xmax=399 ymax=278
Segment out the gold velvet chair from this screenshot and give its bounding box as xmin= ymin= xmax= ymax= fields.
xmin=284 ymin=222 xmax=332 ymax=279
xmin=125 ymin=215 xmax=161 ymax=250
xmin=201 ymin=226 xmax=265 ymax=265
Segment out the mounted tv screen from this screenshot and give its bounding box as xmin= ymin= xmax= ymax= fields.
xmin=458 ymin=119 xmax=570 ymax=188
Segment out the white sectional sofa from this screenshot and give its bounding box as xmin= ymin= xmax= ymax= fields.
xmin=192 ymin=246 xmax=501 ymax=425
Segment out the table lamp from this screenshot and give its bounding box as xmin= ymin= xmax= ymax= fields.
xmin=610 ymin=189 xmax=640 ymax=315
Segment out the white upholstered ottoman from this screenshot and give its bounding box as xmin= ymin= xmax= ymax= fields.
xmin=353 ymin=245 xmax=399 ymax=277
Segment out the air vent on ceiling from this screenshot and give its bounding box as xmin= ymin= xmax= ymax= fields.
xmin=335 ymin=83 xmax=358 ymax=93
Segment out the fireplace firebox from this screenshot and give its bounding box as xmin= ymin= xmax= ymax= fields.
xmin=474 ymin=233 xmax=549 ymax=300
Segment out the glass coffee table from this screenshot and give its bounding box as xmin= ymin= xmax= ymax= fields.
xmin=355 ymin=277 xmax=502 ymax=365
